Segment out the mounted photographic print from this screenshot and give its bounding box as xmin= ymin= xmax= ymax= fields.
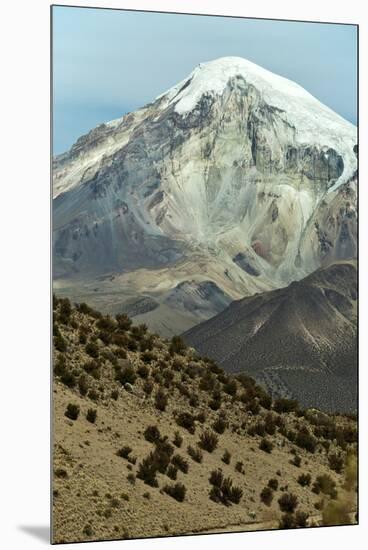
xmin=52 ymin=4 xmax=358 ymax=544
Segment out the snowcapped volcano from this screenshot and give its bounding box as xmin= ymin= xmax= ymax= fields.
xmin=53 ymin=56 xmax=357 ymax=335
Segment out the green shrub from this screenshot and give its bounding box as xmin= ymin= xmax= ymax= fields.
xmin=297 ymin=473 xmax=311 ymax=487
xmin=137 ymin=364 xmax=150 ymax=378
xmin=86 ymin=408 xmax=97 ymax=423
xmin=312 ymin=474 xmax=337 ymax=499
xmin=290 ymin=454 xmax=301 ymax=467
xmin=273 ymin=398 xmax=299 ymax=414
xmin=173 ymin=431 xmax=183 ymax=448
xmin=167 ymin=464 xmax=178 ymax=480
xmin=328 ymin=451 xmax=344 ymax=473
xmin=212 ymin=417 xmax=227 ymax=434
xmin=199 ymin=430 xmax=218 ymax=453
xmin=78 ymin=374 xmax=89 ymax=396
xmin=155 ymin=389 xmax=168 ymax=411
xmin=171 ymin=454 xmax=189 ymax=474
xmin=87 ymin=389 xmax=99 ymax=402
xmin=144 ymin=425 xmax=161 ymax=443
xmin=278 ymin=493 xmax=298 ymax=513
xmin=85 ymin=341 xmax=99 ymax=359
xmin=118 ymin=365 xmax=137 ymax=386
xmin=187 ymin=445 xmax=203 ymax=463
xmin=222 ymin=450 xmax=231 ymax=465
xmin=136 ymin=454 xmax=159 ymax=487
xmin=111 ymin=389 xmax=119 ymax=400
xmin=268 ymin=478 xmax=279 ymax=490
xmin=117 ymin=446 xmax=132 ymax=459
xmin=65 ymin=403 xmax=80 ymax=420
xmin=141 ymin=351 xmax=155 ymax=365
xmin=259 ymin=438 xmax=273 ymax=453
xmin=60 ymin=371 xmax=76 ymax=388
xmin=115 ymin=313 xmax=132 ymax=331
xmin=169 ymin=335 xmax=186 ymax=356
xmin=143 ymin=379 xmax=154 ymax=395
xmin=163 ymin=482 xmax=186 ymax=502
xmin=96 ymin=316 xmax=116 ymax=332
xmin=223 ymin=379 xmax=237 ymax=396
xmin=295 ymin=427 xmax=317 ymax=453
xmin=260 ymin=486 xmax=273 ymax=506
xmin=209 ymin=470 xmax=243 ymax=506
xmin=54 ymin=334 xmax=67 ymax=352
xmin=176 ymin=411 xmax=196 ymax=434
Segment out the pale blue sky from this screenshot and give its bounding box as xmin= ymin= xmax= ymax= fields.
xmin=52 ymin=6 xmax=357 ymax=154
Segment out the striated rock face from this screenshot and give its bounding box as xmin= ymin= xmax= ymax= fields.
xmin=53 ymin=57 xmax=357 ymax=335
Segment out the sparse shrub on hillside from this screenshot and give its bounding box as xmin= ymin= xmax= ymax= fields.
xmin=117 ymin=365 xmax=137 ymax=386
xmin=85 ymin=342 xmax=99 ymax=359
xmin=114 ymin=348 xmax=127 ymax=359
xmin=127 ymin=338 xmax=138 ymax=352
xmin=278 ymin=493 xmax=298 ymax=513
xmin=155 ymin=389 xmax=168 ymax=412
xmin=235 ymin=461 xmax=245 ymax=474
xmin=273 ymin=398 xmax=299 ymax=414
xmin=96 ymin=316 xmax=116 ymax=332
xmin=278 ymin=513 xmax=296 ymax=529
xmin=83 ymin=360 xmax=100 ymax=379
xmin=153 ymin=439 xmax=174 ymax=473
xmin=169 ymin=335 xmax=186 ymax=356
xmin=290 ymin=454 xmax=302 ymax=468
xmin=54 ymin=467 xmax=68 ymax=479
xmin=60 ymin=371 xmax=76 ymax=388
xmin=144 ymin=425 xmax=161 ymax=444
xmin=213 ymin=417 xmax=227 ymax=434
xmin=209 ymin=470 xmax=243 ymax=506
xmin=259 ymin=438 xmax=273 ymax=453
xmin=163 ymin=482 xmax=186 ymax=502
xmin=209 ymin=396 xmax=222 ymax=411
xmin=171 ymin=454 xmax=189 ymax=474
xmin=328 ymin=451 xmax=344 ymax=473
xmin=223 ymin=379 xmax=237 ymax=396
xmin=312 ymin=474 xmax=337 ymax=499
xmin=222 ymin=450 xmax=231 ymax=465
xmin=98 ymin=331 xmax=112 ymax=345
xmin=87 ymin=389 xmax=99 ymax=402
xmin=143 ymin=379 xmax=154 ymax=395
xmin=54 ymin=355 xmax=66 ymax=376
xmin=246 ymin=398 xmax=261 ymax=415
xmin=199 ymin=372 xmax=217 ymax=392
xmin=141 ymin=351 xmax=156 ymax=364
xmin=264 ymin=412 xmax=277 ymax=435
xmin=176 ymin=411 xmax=196 ymax=434
xmin=259 ymin=391 xmax=272 ymax=410
xmin=199 ymin=430 xmax=218 ymax=453
xmin=112 ymin=332 xmax=129 ymax=347
xmin=268 ymin=478 xmax=279 ymax=491
xmin=137 ymin=364 xmax=150 ymax=378
xmin=295 ymin=427 xmax=317 ymax=453
xmin=295 ymin=511 xmax=309 ymax=527
xmin=173 ymin=431 xmax=183 ymax=448
xmin=127 ymin=473 xmax=136 ymax=485
xmin=297 ymin=473 xmax=311 ymax=487
xmin=248 ymin=421 xmax=266 ymax=437
xmin=176 ymin=381 xmax=190 ymax=398
xmin=111 ymin=389 xmax=119 ymax=400
xmin=136 ymin=454 xmax=159 ymax=487
xmin=189 ymin=393 xmax=200 ymax=408
xmin=117 ymin=446 xmax=132 ymax=459
xmin=166 ymin=465 xmax=178 ymax=480
xmin=65 ymin=403 xmax=80 ymax=421
xmin=187 ymin=445 xmax=203 ymax=463
xmin=260 ymin=486 xmax=273 ymax=506
xmin=58 ymin=298 xmax=72 ymax=324
xmin=79 ymin=332 xmax=87 ymax=344
xmin=86 ymin=408 xmax=97 ymax=423
xmin=54 ymin=334 xmax=67 ymax=352
xmin=196 ymin=411 xmax=207 ymax=424
xmin=115 ymin=313 xmax=132 ymax=331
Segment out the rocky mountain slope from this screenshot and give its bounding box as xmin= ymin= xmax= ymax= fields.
xmin=53 ymin=57 xmax=357 ymax=336
xmin=52 ymin=297 xmax=357 ymax=543
xmin=184 ymin=261 xmax=357 ymax=413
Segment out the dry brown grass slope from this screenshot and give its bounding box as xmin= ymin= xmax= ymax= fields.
xmin=52 ymin=297 xmax=357 ymax=544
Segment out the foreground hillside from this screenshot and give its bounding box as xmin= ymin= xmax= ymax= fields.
xmin=185 ymin=261 xmax=357 ymax=413
xmin=52 ymin=297 xmax=357 ymax=544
